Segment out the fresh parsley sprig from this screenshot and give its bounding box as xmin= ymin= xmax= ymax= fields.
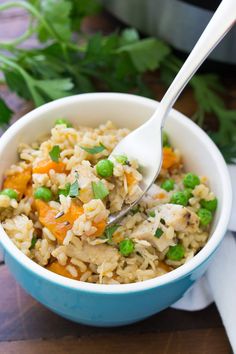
xmin=0 ymin=0 xmax=235 ymax=162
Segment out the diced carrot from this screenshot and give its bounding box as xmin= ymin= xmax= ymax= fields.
xmin=154 ymin=192 xmax=166 ymax=200
xmin=46 ymin=261 xmax=81 ymax=280
xmin=125 ymin=172 xmax=136 ymax=186
xmin=162 ymin=147 xmax=180 ymax=170
xmin=33 ymin=160 xmax=66 ymax=174
xmin=3 ymin=167 xmax=31 ymax=196
xmin=91 ymin=219 xmax=107 ymax=237
xmin=158 ymin=261 xmax=172 ymax=273
xmin=69 ymin=202 xmax=84 ymax=224
xmin=35 ymin=200 xmax=83 ymax=244
xmin=25 ymin=184 xmax=33 ymax=198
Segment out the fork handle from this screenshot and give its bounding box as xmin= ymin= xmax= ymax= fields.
xmin=150 ymin=0 xmax=236 ymax=127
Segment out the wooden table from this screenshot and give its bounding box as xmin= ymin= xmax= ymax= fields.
xmin=0 ymin=3 xmax=233 ymax=353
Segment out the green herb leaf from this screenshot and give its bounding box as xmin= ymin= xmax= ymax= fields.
xmin=0 ymin=0 xmax=235 ymax=162
xmin=49 ymin=145 xmax=61 ymax=162
xmin=70 ymin=0 xmax=101 ymax=31
xmin=35 ymin=78 xmax=74 ymax=101
xmin=58 ymin=183 xmax=71 ymax=197
xmin=29 ymin=235 xmax=37 ymax=250
xmin=92 ymin=181 xmax=109 ymax=200
xmin=3 ymin=69 xmax=31 ymax=101
xmin=55 ymin=118 xmax=72 ymax=127
xmin=69 ymin=180 xmax=79 ymax=198
xmin=217 ymin=143 xmax=236 ymax=164
xmin=154 ymin=228 xmax=164 ymax=238
xmin=130 ymin=205 xmax=140 ymax=215
xmin=104 ymin=224 xmax=120 ymax=242
xmin=0 ymin=97 xmax=12 ymax=125
xmin=115 ymin=155 xmax=129 ymax=165
xmin=80 ymin=143 xmax=106 ymax=154
xmin=118 ymin=38 xmax=170 ymax=72
xmin=119 ymin=28 xmax=139 ymax=46
xmin=37 ymin=0 xmax=73 ymax=42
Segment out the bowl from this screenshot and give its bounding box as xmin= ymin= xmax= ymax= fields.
xmin=0 ymin=93 xmax=232 ymax=327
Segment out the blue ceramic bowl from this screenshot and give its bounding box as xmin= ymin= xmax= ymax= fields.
xmin=0 ymin=93 xmax=232 ymax=326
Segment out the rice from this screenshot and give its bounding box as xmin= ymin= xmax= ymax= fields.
xmin=0 ymin=120 xmax=217 ymax=284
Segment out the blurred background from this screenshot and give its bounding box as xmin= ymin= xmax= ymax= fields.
xmin=0 ymin=0 xmax=235 ymax=164
xmin=102 ymin=0 xmax=236 ymax=65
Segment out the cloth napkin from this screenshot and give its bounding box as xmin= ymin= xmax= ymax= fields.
xmin=172 ymin=164 xmax=236 ymax=352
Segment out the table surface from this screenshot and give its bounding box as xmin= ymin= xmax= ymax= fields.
xmin=0 ymin=3 xmax=235 ymax=354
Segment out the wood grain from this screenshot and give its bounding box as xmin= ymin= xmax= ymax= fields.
xmin=0 ymin=328 xmax=231 ymax=354
xmin=0 ymin=264 xmax=232 ymax=354
xmin=0 ymin=265 xmax=225 ymax=342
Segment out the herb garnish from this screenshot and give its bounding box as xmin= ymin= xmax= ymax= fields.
xmin=103 ymin=224 xmax=120 ymax=243
xmin=69 ymin=179 xmax=79 ymax=197
xmin=92 ymin=181 xmax=109 ymax=199
xmin=49 ymin=145 xmax=61 ymax=162
xmin=58 ymin=183 xmax=71 ymax=197
xmin=80 ymin=143 xmax=106 ymax=155
xmin=130 ymin=205 xmax=140 ymax=215
xmin=29 ymin=235 xmax=37 ymax=250
xmin=160 ymin=218 xmax=166 ymax=225
xmin=154 ymin=228 xmax=164 ymax=238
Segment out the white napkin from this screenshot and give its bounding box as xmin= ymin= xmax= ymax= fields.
xmin=172 ymin=165 xmax=236 ymax=351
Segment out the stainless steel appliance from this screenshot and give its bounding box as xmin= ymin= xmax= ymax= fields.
xmin=101 ymin=0 xmax=236 ymax=64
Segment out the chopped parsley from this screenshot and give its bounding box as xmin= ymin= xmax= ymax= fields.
xmin=80 ymin=143 xmax=106 ymax=155
xmin=154 ymin=228 xmax=164 ymax=238
xmin=49 ymin=145 xmax=61 ymax=162
xmin=69 ymin=180 xmax=79 ymax=197
xmin=92 ymin=181 xmax=109 ymax=199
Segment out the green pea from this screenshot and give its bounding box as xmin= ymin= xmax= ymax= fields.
xmin=161 ymin=179 xmax=175 ymax=192
xmin=34 ymin=187 xmax=53 ymax=202
xmin=148 ymin=210 xmax=156 ymax=218
xmin=119 ymin=239 xmax=134 ymax=257
xmin=183 ymin=188 xmax=193 ymax=201
xmin=58 ymin=183 xmax=71 ymax=197
xmin=55 ymin=118 xmax=72 ymax=128
xmin=170 ymin=191 xmax=188 ymax=206
xmin=200 ymin=198 xmax=217 ymax=212
xmin=183 ymin=173 xmax=200 ymax=189
xmin=115 ymin=155 xmax=128 ymax=165
xmin=167 ymin=244 xmax=185 ymax=261
xmin=198 ymin=208 xmax=213 ymax=226
xmin=162 ymin=131 xmax=170 ymax=147
xmin=0 ymin=188 xmax=18 ymax=199
xmin=96 ymin=159 xmax=114 ymax=178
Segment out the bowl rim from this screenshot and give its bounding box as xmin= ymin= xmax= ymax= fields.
xmin=0 ymin=92 xmax=232 ymax=294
